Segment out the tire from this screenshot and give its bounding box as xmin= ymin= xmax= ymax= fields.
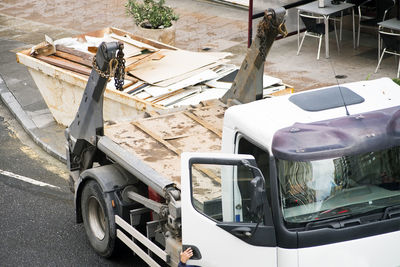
xmin=81 ymin=180 xmax=116 ymax=257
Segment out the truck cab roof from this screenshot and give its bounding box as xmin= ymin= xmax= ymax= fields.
xmin=224 ymin=77 xmax=400 ymax=157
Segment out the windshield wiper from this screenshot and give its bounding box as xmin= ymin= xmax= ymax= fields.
xmin=382 ymin=204 xmax=400 ymax=220
xmin=305 ymin=214 xmax=354 ymax=230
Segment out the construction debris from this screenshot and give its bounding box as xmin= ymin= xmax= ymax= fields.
xmin=26 ymin=27 xmax=291 ymax=115
xmin=30 ymin=35 xmax=56 ymax=56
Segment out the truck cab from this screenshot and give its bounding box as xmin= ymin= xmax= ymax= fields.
xmin=181 ymin=77 xmax=400 ymax=266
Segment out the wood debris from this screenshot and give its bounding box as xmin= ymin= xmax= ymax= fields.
xmin=36 ymin=54 xmax=92 ymax=76
xmin=30 ymin=35 xmax=55 ymax=56
xmin=27 ymin=27 xmax=290 ymax=111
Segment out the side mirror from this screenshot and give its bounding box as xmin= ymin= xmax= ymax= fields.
xmin=249 ymin=175 xmax=266 ymax=222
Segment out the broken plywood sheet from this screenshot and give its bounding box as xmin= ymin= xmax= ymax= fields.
xmin=170 ymin=88 xmax=227 ymax=107
xmin=125 ymin=51 xmax=165 ymax=72
xmin=154 ymin=61 xmax=224 ymax=88
xmin=154 ymin=87 xmax=201 ymax=106
xmin=142 ymin=69 xmax=218 ymax=99
xmin=128 ymin=49 xmax=229 ymax=85
xmin=104 ymin=104 xmax=226 ymax=188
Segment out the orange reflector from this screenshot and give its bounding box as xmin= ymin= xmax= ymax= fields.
xmin=111 ymin=199 xmax=116 ymax=208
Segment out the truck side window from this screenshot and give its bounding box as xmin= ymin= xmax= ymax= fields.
xmin=190 ymin=162 xmax=261 ymax=223
xmin=238 ymin=137 xmax=271 ymax=204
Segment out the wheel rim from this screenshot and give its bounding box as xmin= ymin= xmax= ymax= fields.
xmin=87 ymin=196 xmax=106 ymax=240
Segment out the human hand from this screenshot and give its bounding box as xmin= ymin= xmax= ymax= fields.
xmin=180 ymin=247 xmax=193 ymax=264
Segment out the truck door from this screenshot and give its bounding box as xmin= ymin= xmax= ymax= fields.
xmin=181 ymin=152 xmax=277 ymax=267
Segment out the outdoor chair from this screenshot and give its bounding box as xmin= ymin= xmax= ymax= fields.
xmin=297 ymin=13 xmax=340 ymax=60
xmin=357 ymin=0 xmax=395 ymax=47
xmin=375 ymin=30 xmax=400 ymax=78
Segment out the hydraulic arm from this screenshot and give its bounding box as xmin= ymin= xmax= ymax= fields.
xmin=65 ymin=42 xmax=122 ymax=173
xmin=221 ymin=8 xmax=287 ymax=105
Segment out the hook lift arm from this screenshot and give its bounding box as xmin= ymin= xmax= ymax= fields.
xmin=221 ymin=7 xmax=287 ymax=106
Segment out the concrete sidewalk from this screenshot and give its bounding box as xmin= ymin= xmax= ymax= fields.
xmin=0 ymin=0 xmax=398 ymax=162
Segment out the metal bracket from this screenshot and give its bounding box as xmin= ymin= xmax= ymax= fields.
xmin=124 ymin=190 xmax=168 ymax=217
xmin=130 ymin=207 xmax=151 ymax=226
xmin=147 ymin=219 xmax=168 ymax=257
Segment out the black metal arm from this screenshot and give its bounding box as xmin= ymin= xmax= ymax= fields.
xmin=65 ymin=41 xmax=121 ymax=171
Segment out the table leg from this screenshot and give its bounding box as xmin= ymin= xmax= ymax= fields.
xmin=297 ymin=10 xmax=300 ymax=50
xmin=352 ymin=8 xmax=355 ymax=49
xmin=324 ymin=15 xmax=329 ymax=58
xmin=378 ymin=28 xmax=381 ymax=61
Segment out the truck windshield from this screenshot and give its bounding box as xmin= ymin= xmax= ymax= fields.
xmin=276 ymin=146 xmax=400 ymax=224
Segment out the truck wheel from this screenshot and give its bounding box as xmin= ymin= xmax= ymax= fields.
xmin=81 ymin=180 xmax=115 ymax=257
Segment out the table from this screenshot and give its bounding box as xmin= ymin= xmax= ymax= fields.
xmin=297 ymin=0 xmax=355 ymax=58
xmin=377 ymin=18 xmax=400 ymax=59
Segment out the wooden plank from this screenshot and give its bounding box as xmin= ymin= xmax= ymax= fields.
xmin=110 ymin=33 xmax=158 ymax=52
xmin=131 ymin=120 xmax=221 ymax=184
xmin=125 ymin=54 xmax=150 ymax=67
xmin=157 ymin=88 xmax=200 ymax=107
xmin=269 ymin=86 xmax=293 ymax=96
xmin=56 ymin=44 xmax=93 ymax=61
xmin=151 ymin=89 xmax=186 ymax=103
xmin=131 ymin=121 xmax=182 ymax=155
xmin=36 ymin=55 xmax=92 ymax=76
xmin=124 ymin=75 xmax=139 ymax=82
xmin=109 ymin=28 xmax=177 ymax=50
xmin=195 ymin=166 xmax=221 ymax=184
xmin=55 ymin=51 xmax=92 ymax=67
xmin=184 ymin=111 xmax=222 ymax=138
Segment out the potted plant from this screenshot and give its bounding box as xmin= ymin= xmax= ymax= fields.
xmin=125 ymin=0 xmax=179 ymax=45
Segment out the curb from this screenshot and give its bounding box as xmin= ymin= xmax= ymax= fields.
xmin=0 ymin=74 xmax=67 ymax=163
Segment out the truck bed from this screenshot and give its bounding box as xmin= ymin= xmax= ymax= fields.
xmin=104 ymin=100 xmax=226 ymax=189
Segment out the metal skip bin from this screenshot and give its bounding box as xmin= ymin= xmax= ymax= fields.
xmin=16 ymin=27 xmax=238 ymax=126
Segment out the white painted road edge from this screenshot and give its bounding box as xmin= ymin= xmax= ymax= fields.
xmin=0 ymin=168 xmax=60 ymax=189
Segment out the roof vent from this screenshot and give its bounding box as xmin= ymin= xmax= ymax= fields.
xmin=289 ymin=86 xmax=364 ymax=112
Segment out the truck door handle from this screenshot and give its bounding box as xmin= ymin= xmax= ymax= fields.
xmin=182 ymin=245 xmax=202 ymax=260
xmin=231 ymin=226 xmax=252 ymax=237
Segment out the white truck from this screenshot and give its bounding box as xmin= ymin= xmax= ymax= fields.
xmin=66 ymin=7 xmax=400 ymax=267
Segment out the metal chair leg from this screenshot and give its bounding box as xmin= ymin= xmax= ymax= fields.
xmin=317 ymin=35 xmax=322 ymax=60
xmin=334 ymin=22 xmax=340 ymax=53
xmin=375 ymin=48 xmax=386 ymax=73
xmin=397 ymin=56 xmax=400 ymax=78
xmin=297 ymin=32 xmax=307 ymax=56
xmin=357 ymin=18 xmax=361 ymax=47
xmin=340 ymin=12 xmax=343 ymax=41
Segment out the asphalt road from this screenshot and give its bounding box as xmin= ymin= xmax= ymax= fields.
xmin=0 ymin=102 xmax=143 ymax=266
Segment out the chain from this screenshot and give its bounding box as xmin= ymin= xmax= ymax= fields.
xmin=92 ymin=55 xmax=111 ymax=79
xmin=256 ymin=9 xmax=287 ymax=60
xmin=92 ymin=42 xmax=125 ymax=91
xmin=256 ymin=11 xmax=273 ymax=59
xmin=114 ymin=43 xmax=125 ymax=91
